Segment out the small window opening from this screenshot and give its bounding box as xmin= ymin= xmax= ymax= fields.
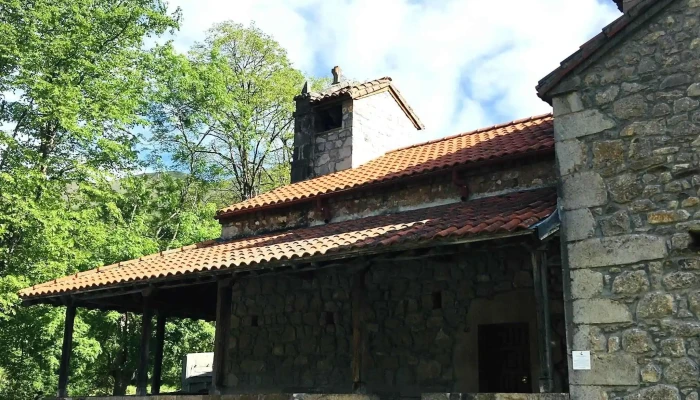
xmin=324 ymin=311 xmax=335 ymax=325
xmin=315 ymin=105 xmax=342 ymax=132
xmin=432 ymin=291 xmax=442 ymax=310
xmin=251 ymin=315 xmax=259 ymax=327
xmin=690 ymin=229 xmax=700 ymax=251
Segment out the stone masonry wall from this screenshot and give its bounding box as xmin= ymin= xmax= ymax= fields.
xmin=351 ymin=91 xmax=419 ymax=168
xmin=222 ymin=243 xmax=566 ymax=396
xmin=220 ymin=159 xmax=556 ymax=240
xmin=313 ymin=100 xmax=354 ymax=176
xmin=550 ymin=2 xmax=700 ymax=400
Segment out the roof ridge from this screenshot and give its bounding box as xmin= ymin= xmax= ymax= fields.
xmin=385 ymin=113 xmax=553 ymax=154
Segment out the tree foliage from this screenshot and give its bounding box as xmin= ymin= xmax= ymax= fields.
xmin=148 ymin=22 xmax=307 ymax=202
xmin=0 ymin=1 xmax=314 ymax=398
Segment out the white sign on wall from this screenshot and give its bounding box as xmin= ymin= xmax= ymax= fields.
xmin=572 ymin=351 xmax=591 ymax=370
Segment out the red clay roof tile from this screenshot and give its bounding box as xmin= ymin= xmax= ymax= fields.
xmin=217 ymin=114 xmax=554 ymax=218
xmin=20 ymin=188 xmax=556 ymax=299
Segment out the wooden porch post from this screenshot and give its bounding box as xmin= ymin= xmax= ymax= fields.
xmin=57 ymin=304 xmax=76 ymax=398
xmin=531 ymin=249 xmax=554 ymax=393
xmin=351 ymin=268 xmax=367 ymax=393
xmin=136 ymin=298 xmax=153 ymax=396
xmin=151 ymin=312 xmax=166 ymax=394
xmin=211 ymin=277 xmax=233 ymax=394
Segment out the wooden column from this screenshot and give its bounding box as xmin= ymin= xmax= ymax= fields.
xmin=531 ymin=249 xmax=554 ymax=393
xmin=57 ymin=304 xmax=76 ymax=398
xmin=351 ymin=268 xmax=367 ymax=392
xmin=136 ymin=299 xmax=153 ymax=396
xmin=211 ymin=277 xmax=233 ymax=394
xmin=151 ymin=312 xmax=166 ymax=394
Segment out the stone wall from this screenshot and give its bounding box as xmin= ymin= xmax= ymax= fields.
xmin=291 ymin=89 xmax=420 ymax=183
xmin=220 ymin=159 xmax=556 ymax=240
xmin=221 ymin=243 xmax=566 ymax=397
xmin=312 ymin=100 xmax=354 ymax=176
xmin=549 ymin=2 xmax=700 ymax=400
xmin=351 ymin=91 xmax=419 ymax=168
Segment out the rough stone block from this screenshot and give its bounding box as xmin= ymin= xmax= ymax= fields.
xmin=553 ymin=92 xmax=585 ymax=116
xmin=562 ymin=208 xmax=596 ymax=242
xmin=624 ymin=385 xmax=680 ymax=400
xmin=688 ymin=83 xmax=700 ymax=97
xmin=568 ymin=235 xmax=667 ymax=269
xmin=573 ymin=299 xmax=633 ymax=323
xmin=613 ymin=94 xmax=648 ymax=120
xmin=621 ymin=329 xmax=655 ymax=353
xmin=663 ymin=358 xmax=699 ymax=385
xmin=573 ymin=325 xmax=607 ymax=351
xmin=571 ymin=269 xmax=604 ymax=299
xmin=569 ymin=353 xmax=639 ymax=385
xmin=561 ymin=172 xmax=607 ymax=210
xmin=569 ymin=385 xmax=609 ymax=400
xmin=620 ymin=120 xmax=665 ymax=137
xmin=607 ymin=174 xmax=643 ymax=203
xmin=555 ymin=110 xmax=616 ymax=141
xmin=612 ymin=270 xmax=650 ymax=295
xmin=556 ymin=139 xmax=586 ymax=176
xmin=637 ymin=292 xmax=675 ymax=319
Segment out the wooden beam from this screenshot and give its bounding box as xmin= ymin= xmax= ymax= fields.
xmin=151 ymin=312 xmax=166 ymax=394
xmin=136 ymin=298 xmax=153 ymax=396
xmin=57 ymin=305 xmax=76 ymax=398
xmin=211 ymin=276 xmax=233 ymax=394
xmin=351 ymin=268 xmax=368 ymax=392
xmin=531 ymin=250 xmax=554 ymax=393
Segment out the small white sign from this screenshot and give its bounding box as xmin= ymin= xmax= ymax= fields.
xmin=572 ymin=351 xmax=591 ymax=370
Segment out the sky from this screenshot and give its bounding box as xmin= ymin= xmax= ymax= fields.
xmin=162 ymin=0 xmax=620 ymax=144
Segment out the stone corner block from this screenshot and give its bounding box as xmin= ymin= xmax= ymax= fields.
xmin=562 ymin=208 xmax=596 ymax=242
xmin=556 ymin=139 xmax=587 ymax=176
xmin=569 ymin=353 xmax=639 ymax=386
xmin=573 ymin=299 xmax=633 ymax=324
xmin=554 ymin=109 xmax=616 ymax=141
xmin=570 ymin=269 xmax=604 ymax=299
xmin=553 ymin=92 xmax=585 ymax=116
xmin=561 ymin=172 xmax=607 ymax=210
xmin=568 ymin=235 xmax=667 ymax=269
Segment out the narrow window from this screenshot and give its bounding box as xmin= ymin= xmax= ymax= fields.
xmin=432 ymin=291 xmax=442 ymax=310
xmin=324 ymin=311 xmax=335 ymax=325
xmin=251 ymin=315 xmax=259 ymax=327
xmin=315 ymin=105 xmax=343 ymax=132
xmin=690 ymin=229 xmax=700 ymax=250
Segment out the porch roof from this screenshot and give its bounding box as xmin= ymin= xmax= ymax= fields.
xmin=20 ymin=188 xmax=556 ymax=301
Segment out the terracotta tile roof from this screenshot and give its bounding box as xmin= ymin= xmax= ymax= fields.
xmin=217 ymin=114 xmax=554 ymax=218
xmin=537 ymin=0 xmax=669 ymax=102
xmin=20 ymin=188 xmax=556 ymax=299
xmin=301 ymin=77 xmax=425 ymax=129
xmin=307 ymin=77 xmax=393 ymax=103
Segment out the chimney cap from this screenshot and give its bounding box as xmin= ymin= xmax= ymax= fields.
xmin=331 ymin=66 xmax=342 ymax=84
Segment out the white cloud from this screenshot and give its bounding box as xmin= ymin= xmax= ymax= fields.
xmin=164 ymin=0 xmax=619 ymax=143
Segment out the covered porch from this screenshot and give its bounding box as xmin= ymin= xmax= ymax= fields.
xmin=23 ymin=190 xmax=568 ymax=399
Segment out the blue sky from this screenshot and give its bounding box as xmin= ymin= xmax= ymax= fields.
xmin=163 ymin=0 xmax=620 ymax=146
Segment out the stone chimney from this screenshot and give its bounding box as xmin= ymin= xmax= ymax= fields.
xmin=290 ymin=67 xmax=424 ymax=183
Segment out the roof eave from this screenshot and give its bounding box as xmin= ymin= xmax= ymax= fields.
xmin=536 ymin=0 xmax=676 ymax=104
xmin=214 ymin=147 xmax=555 ymax=220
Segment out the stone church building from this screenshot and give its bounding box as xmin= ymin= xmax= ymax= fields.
xmin=18 ymin=0 xmax=700 ymax=399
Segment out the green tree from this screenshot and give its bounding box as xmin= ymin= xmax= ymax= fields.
xmin=148 ymin=22 xmax=308 ymax=203
xmin=0 ymin=0 xmax=182 ymax=397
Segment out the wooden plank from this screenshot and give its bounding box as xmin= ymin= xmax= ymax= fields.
xmin=531 ymin=250 xmax=553 ymax=393
xmin=57 ymin=305 xmax=76 ymax=397
xmin=136 ymin=300 xmax=153 ymax=395
xmin=211 ymin=276 xmax=233 ymax=394
xmin=351 ymin=269 xmax=367 ymax=392
xmin=151 ymin=312 xmax=166 ymax=394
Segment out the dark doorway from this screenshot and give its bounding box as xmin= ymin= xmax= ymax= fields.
xmin=478 ymin=322 xmax=532 ymax=393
